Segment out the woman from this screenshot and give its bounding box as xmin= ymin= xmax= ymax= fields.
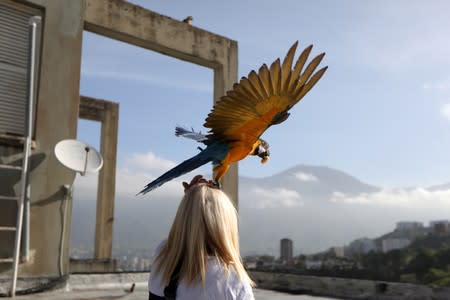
xmin=148 ymin=175 xmax=255 ymax=299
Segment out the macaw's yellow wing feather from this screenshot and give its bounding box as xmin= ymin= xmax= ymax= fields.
xmin=204 ymin=41 xmax=327 ymax=145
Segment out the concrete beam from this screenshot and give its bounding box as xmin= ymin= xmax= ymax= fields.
xmin=79 ymin=96 xmax=109 ymax=121
xmin=83 ymin=0 xmax=236 ymax=69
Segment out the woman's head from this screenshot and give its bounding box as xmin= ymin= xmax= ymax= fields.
xmin=154 ymin=179 xmax=253 ymax=286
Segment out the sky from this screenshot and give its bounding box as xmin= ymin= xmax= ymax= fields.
xmin=77 ymin=0 xmax=450 ymax=191
xmin=70 ymin=0 xmax=450 ymax=256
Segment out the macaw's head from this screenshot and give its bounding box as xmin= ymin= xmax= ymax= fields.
xmin=253 ymin=139 xmax=270 ymax=164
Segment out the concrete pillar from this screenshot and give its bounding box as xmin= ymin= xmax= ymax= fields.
xmin=213 ymin=50 xmax=238 ymax=207
xmin=95 ymin=102 xmax=119 ymax=259
xmin=79 ymin=96 xmax=119 ymax=260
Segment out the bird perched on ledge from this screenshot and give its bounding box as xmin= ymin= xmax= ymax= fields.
xmin=138 ymin=41 xmax=327 ymax=195
xmin=182 ymin=16 xmax=193 ymax=25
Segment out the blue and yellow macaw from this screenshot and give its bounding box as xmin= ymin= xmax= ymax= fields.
xmin=138 ymin=42 xmax=327 ymax=195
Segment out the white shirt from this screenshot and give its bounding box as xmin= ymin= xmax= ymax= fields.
xmin=148 ymin=241 xmax=254 ymax=300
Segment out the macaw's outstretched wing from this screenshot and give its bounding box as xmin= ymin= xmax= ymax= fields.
xmin=204 ymin=41 xmax=327 ymax=146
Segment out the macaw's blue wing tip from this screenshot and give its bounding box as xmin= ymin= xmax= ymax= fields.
xmin=136 ymin=188 xmax=148 ymax=196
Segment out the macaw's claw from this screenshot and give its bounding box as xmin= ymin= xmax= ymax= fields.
xmin=211 ymin=180 xmax=221 ymax=189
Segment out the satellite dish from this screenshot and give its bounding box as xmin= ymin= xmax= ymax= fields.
xmin=54 ymin=139 xmax=103 ymax=175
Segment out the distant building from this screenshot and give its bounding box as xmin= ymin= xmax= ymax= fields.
xmin=430 ymin=220 xmax=449 ymax=227
xmin=430 ymin=220 xmax=450 ymax=235
xmin=396 ymin=221 xmax=424 ymax=231
xmin=305 ymin=259 xmax=322 ymax=270
xmin=382 ymin=238 xmax=411 ymax=253
xmin=244 ymin=261 xmax=257 ymax=269
xmin=347 ymin=238 xmax=377 ymax=255
xmin=332 ymin=246 xmax=345 ymax=258
xmin=280 ymin=238 xmax=293 ymax=263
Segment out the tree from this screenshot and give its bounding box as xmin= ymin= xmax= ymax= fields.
xmin=406 ymin=248 xmax=436 ymax=280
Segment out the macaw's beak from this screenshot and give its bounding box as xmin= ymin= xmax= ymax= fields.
xmin=260 ymin=154 xmax=269 ymax=164
xmin=254 ymin=139 xmax=270 ymax=164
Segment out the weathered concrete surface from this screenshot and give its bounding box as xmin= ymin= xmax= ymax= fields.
xmin=24 ymin=0 xmax=83 ymax=277
xmin=10 ymin=289 xmax=333 ymax=300
xmin=1 ymin=273 xmax=335 ymax=299
xmin=69 ymin=258 xmax=117 ymax=274
xmin=250 ymin=271 xmax=450 ymax=300
xmin=95 ymin=99 xmax=118 ymax=259
xmin=0 ymin=0 xmax=84 ymax=277
xmin=79 ymin=96 xmax=120 ymax=260
xmin=83 ymin=0 xmax=236 ymax=68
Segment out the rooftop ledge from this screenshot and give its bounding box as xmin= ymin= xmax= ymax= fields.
xmin=0 ymin=273 xmax=307 ymax=300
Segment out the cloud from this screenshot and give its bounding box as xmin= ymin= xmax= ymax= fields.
xmin=330 ymin=188 xmax=450 ymax=209
xmin=441 ymin=103 xmax=450 ymax=120
xmin=294 ymin=172 xmax=318 ymax=182
xmin=73 ymin=151 xmax=189 ymax=201
xmin=245 ymin=187 xmax=303 ymax=209
xmin=82 ymin=69 xmax=211 ymax=93
xmin=73 ymin=166 xmax=185 ymax=202
xmin=124 ymin=152 xmax=176 ymax=172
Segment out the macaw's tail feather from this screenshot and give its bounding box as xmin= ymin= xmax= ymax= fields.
xmin=137 ymin=151 xmax=214 ymax=195
xmin=138 ymin=153 xmax=212 ymax=195
xmin=175 ymin=126 xmax=208 ymax=143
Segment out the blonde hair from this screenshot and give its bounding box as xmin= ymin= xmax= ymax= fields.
xmin=153 ymin=183 xmax=254 ymax=287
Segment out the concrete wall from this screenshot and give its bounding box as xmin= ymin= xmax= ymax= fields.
xmin=249 ymin=271 xmax=450 ymax=300
xmin=0 ymin=0 xmax=84 ymax=276
xmin=69 ymin=259 xmax=117 ymax=274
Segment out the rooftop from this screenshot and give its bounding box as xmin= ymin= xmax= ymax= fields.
xmin=1 ymin=273 xmax=335 ymax=299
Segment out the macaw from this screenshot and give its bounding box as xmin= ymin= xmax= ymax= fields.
xmin=138 ymin=41 xmax=327 ymax=195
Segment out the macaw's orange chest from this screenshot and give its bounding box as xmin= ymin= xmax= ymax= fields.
xmin=227 ymin=140 xmax=261 ymax=163
xmin=213 ymin=140 xmax=260 ymax=181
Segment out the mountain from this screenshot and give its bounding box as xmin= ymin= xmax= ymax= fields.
xmin=237 ymin=165 xmax=384 ymax=255
xmin=240 ymin=165 xmax=379 ymax=199
xmin=70 ymin=164 xmax=450 ymax=257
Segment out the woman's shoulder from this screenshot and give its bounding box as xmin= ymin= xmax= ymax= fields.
xmin=205 ymin=258 xmax=254 ymax=299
